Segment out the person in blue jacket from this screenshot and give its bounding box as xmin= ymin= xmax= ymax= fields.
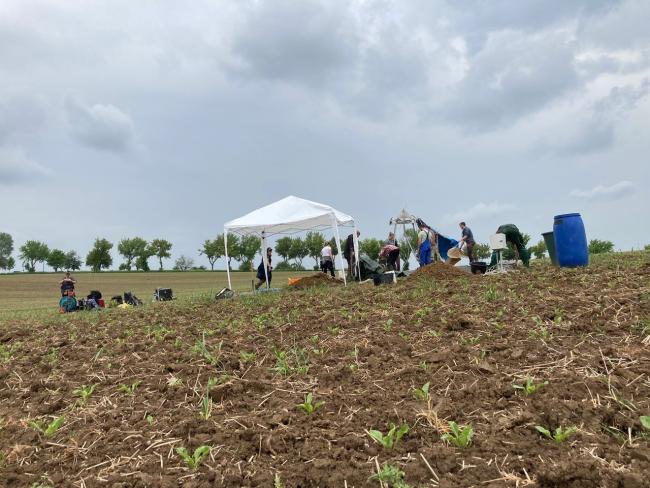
xmin=417 ymin=220 xmax=434 ymax=267
xmin=255 ymin=247 xmax=273 ymax=289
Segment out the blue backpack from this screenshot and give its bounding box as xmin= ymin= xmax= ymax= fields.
xmin=59 ymin=296 xmax=78 ymax=313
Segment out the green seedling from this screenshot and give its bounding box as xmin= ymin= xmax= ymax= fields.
xmin=192 ymin=334 xmax=222 ymax=367
xmin=118 ymin=380 xmax=141 ymax=395
xmin=441 ymin=421 xmax=474 ymax=448
xmin=640 ymin=416 xmax=650 ymax=431
xmin=239 ymin=351 xmax=256 ymax=363
xmin=28 ymin=416 xmax=65 ymax=438
xmin=176 ymin=445 xmax=210 ymax=470
xmin=274 ymin=473 xmax=285 ymax=488
xmin=484 ymin=286 xmax=500 ymax=301
xmin=309 ymin=334 xmax=319 ymax=344
xmin=0 ymin=344 xmax=16 ymax=362
xmin=73 ymin=383 xmax=98 ymax=406
xmin=413 ymin=382 xmax=430 ymax=401
xmin=535 ymin=425 xmax=577 ymax=443
xmin=513 ymin=376 xmax=548 ymax=395
xmin=146 ymin=415 xmax=155 ymax=424
xmin=368 ymin=423 xmax=409 ymax=449
xmin=297 ymin=392 xmax=325 ymax=415
xmin=328 ymin=326 xmax=340 ymax=336
xmin=200 ymin=378 xmax=218 ymax=420
xmin=369 ymin=463 xmax=412 ymax=488
xmin=272 ymin=349 xmax=290 ymax=376
xmin=383 ymin=319 xmax=393 ymax=332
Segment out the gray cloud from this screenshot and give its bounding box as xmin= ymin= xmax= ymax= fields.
xmin=570 ymin=181 xmax=635 ymax=201
xmin=0 ymin=146 xmax=50 ymax=185
xmin=231 ymin=0 xmax=357 ymax=86
xmin=0 ymin=94 xmax=47 ymax=143
xmin=65 ymin=98 xmax=136 ymax=153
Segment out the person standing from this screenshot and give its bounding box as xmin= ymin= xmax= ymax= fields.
xmin=343 ymin=230 xmax=360 ymax=278
xmin=255 ymin=247 xmax=273 ymax=289
xmin=459 ymin=222 xmax=476 ymax=263
xmin=385 ymin=232 xmax=397 ymax=246
xmin=417 ymin=221 xmax=433 ymax=267
xmin=320 ymin=242 xmax=335 ymax=277
xmin=491 ymin=224 xmax=530 ymax=267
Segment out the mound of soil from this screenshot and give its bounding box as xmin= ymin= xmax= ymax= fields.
xmin=409 ymin=261 xmax=471 ymax=279
xmin=288 ymin=273 xmax=344 ymax=289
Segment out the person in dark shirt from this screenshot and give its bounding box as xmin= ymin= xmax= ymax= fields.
xmin=459 ymin=222 xmax=476 ymax=263
xmin=491 ymin=224 xmax=530 ymax=267
xmin=255 ymin=247 xmax=273 ymax=289
xmin=343 ymin=230 xmax=360 ymax=278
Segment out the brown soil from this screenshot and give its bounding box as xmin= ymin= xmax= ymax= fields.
xmin=0 ymin=252 xmax=649 ymax=487
xmin=409 ymin=262 xmax=471 ymax=280
xmin=288 ymin=273 xmax=344 ymax=289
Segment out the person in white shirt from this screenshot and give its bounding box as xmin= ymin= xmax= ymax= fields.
xmin=320 ymin=243 xmax=335 ymax=277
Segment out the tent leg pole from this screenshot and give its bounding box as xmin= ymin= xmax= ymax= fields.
xmin=225 ymin=230 xmax=232 ymax=289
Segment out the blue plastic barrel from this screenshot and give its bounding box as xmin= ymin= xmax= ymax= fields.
xmin=553 ymin=213 xmax=588 ymax=267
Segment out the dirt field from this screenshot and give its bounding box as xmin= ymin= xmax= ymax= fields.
xmin=0 ymin=271 xmax=312 ymax=314
xmin=0 ymin=253 xmax=649 ymax=487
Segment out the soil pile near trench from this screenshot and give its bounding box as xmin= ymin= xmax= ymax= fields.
xmin=409 ymin=261 xmax=471 ymax=280
xmin=288 ymin=273 xmax=344 ymax=289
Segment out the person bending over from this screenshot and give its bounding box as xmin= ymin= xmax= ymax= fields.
xmin=491 ymin=224 xmax=530 ymax=267
xmin=320 ymin=242 xmax=335 ymax=277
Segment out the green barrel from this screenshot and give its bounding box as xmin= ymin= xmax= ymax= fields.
xmin=542 ymin=231 xmax=558 ymax=266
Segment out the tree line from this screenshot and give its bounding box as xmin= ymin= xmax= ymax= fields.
xmin=0 ymin=230 xmax=631 ymax=273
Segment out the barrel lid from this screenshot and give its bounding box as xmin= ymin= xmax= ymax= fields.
xmin=554 ymin=212 xmax=581 ymax=219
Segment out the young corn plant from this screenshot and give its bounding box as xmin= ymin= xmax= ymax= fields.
xmin=513 ymin=376 xmax=548 ymax=395
xmin=640 ymin=416 xmax=650 ymax=439
xmin=73 ymin=383 xmax=98 ymax=406
xmin=413 ymin=382 xmax=430 ymax=401
xmin=28 ymin=416 xmax=65 ymax=438
xmin=535 ymin=425 xmax=577 ymax=443
xmin=368 ymin=423 xmax=409 ymax=450
xmin=199 ymin=378 xmax=217 ymax=420
xmin=176 ymin=445 xmax=210 ymax=470
xmin=297 ymin=392 xmax=325 ymax=415
xmin=369 ymin=463 xmax=413 ymax=488
xmin=118 ymin=380 xmax=141 ymax=395
xmin=441 ymin=421 xmax=474 ymax=448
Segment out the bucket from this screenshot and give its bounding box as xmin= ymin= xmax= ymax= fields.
xmin=470 ymin=262 xmax=487 ymax=274
xmin=541 ymin=231 xmax=558 ymax=266
xmin=553 ymin=213 xmax=589 ymax=267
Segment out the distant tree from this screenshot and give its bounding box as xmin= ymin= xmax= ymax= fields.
xmin=529 ymin=239 xmax=547 ymax=260
xmin=473 ymin=243 xmax=492 ymax=260
xmin=288 ymin=237 xmax=308 ymax=267
xmin=305 ymin=232 xmax=326 ymax=267
xmin=63 ymin=251 xmax=82 ymax=271
xmin=19 ymin=240 xmax=50 ymax=272
xmin=645 ymin=244 xmax=650 ymax=251
xmin=589 ymin=239 xmax=615 ymax=255
xmin=328 ymin=237 xmax=340 ymax=256
xmin=0 ymin=232 xmax=14 ymax=270
xmin=360 ymin=238 xmax=382 ymax=260
xmin=86 ymin=238 xmax=113 ymax=272
xmin=275 ymin=237 xmax=293 ymax=264
xmin=200 ymin=236 xmax=224 ymax=271
xmin=148 ymin=238 xmax=173 ymax=270
xmin=503 ymin=233 xmax=530 ymax=261
xmin=118 ymin=237 xmax=148 ymax=271
xmin=239 ymin=235 xmax=261 ymax=269
xmin=174 ymin=255 xmax=194 ymax=271
xmin=135 ymin=248 xmax=154 ymax=271
xmin=47 ymin=249 xmax=67 ymax=272
xmin=224 ymin=234 xmax=240 ymax=271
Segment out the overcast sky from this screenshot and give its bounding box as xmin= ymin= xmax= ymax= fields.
xmin=1 ymin=0 xmax=648 ymax=270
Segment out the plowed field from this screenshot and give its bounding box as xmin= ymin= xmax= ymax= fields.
xmin=1 ymin=253 xmax=649 ymax=487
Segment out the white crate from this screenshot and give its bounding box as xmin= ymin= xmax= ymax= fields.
xmin=490 ymin=233 xmax=507 ymax=250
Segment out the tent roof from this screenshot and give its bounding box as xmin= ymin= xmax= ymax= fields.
xmin=224 ymin=195 xmax=355 ymax=236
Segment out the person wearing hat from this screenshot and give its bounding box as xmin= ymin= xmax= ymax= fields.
xmin=491 ymin=224 xmax=530 ymax=267
xmin=255 ymin=247 xmax=273 ymax=289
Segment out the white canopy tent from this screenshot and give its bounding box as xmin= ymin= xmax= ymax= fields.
xmin=223 ymin=196 xmax=360 ymax=289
